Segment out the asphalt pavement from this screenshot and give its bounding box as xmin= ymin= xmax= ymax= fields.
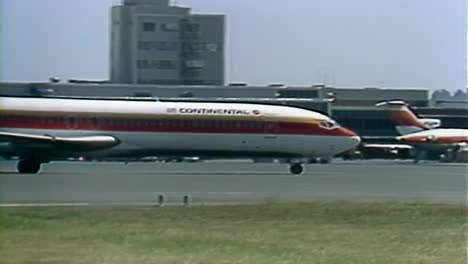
xmin=0 ymin=160 xmax=466 ymax=205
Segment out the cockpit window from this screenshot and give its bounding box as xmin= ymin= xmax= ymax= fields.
xmin=319 ymin=120 xmax=339 ymax=129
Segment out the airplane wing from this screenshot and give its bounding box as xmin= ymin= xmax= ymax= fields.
xmin=0 ymin=131 xmax=120 ymax=151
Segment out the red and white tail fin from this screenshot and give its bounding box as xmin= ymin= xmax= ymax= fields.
xmin=376 ymin=100 xmax=440 ymax=135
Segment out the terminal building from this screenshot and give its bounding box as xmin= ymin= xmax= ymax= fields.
xmin=110 ymin=0 xmax=225 ymax=85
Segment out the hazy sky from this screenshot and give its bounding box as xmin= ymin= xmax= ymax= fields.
xmin=1 ymin=0 xmax=466 ymax=91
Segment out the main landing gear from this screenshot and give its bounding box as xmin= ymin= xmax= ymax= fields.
xmin=412 ymin=150 xmax=427 ymax=164
xmin=289 ymin=163 xmax=305 ymax=175
xmin=17 ymin=159 xmax=42 ymax=174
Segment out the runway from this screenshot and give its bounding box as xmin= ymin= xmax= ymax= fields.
xmin=0 ymin=160 xmax=466 ymax=205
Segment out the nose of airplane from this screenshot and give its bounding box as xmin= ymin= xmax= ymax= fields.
xmin=349 ymin=135 xmax=361 ymax=148
xmin=329 ymin=135 xmax=360 ymax=157
xmin=337 ymin=127 xmax=359 ymax=137
xmin=337 ymin=127 xmax=361 ymax=150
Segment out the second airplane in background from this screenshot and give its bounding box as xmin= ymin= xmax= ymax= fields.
xmin=376 ymin=100 xmax=468 ymax=162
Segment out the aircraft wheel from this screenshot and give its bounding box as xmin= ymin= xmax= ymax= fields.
xmin=17 ymin=159 xmax=41 ymax=174
xmin=289 ymin=163 xmax=304 ymax=175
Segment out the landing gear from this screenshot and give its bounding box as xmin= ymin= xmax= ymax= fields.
xmin=413 ymin=150 xmax=426 ymax=164
xmin=17 ymin=159 xmax=41 ymax=174
xmin=289 ymin=163 xmax=305 ymax=175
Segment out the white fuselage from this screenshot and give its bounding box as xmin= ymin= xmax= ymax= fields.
xmin=397 ymin=128 xmax=468 ymax=151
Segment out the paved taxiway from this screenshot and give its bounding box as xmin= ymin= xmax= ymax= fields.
xmin=0 ymin=160 xmax=466 ymax=205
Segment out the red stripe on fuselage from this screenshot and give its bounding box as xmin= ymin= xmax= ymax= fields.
xmin=399 ymin=135 xmax=468 ymax=145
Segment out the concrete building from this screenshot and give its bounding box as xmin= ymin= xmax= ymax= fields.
xmin=110 ymin=0 xmax=225 ymax=85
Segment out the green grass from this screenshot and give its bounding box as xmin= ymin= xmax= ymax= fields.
xmin=0 ymin=202 xmax=465 ymax=264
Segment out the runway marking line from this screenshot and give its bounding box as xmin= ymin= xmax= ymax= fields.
xmin=0 ymin=203 xmax=90 ymax=207
xmin=0 ymin=202 xmax=268 ymax=207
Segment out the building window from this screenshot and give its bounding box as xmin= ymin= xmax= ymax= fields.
xmin=137 ymin=60 xmax=150 ymax=69
xmin=182 ymin=70 xmax=201 ymax=78
xmin=137 ymin=78 xmax=180 ymax=85
xmin=159 ymin=60 xmax=176 ymax=69
xmin=137 ymin=41 xmax=151 ymax=50
xmin=184 ymin=23 xmax=199 ymax=33
xmin=182 ymin=42 xmax=204 ymax=53
xmin=161 ymin=23 xmax=179 ymax=32
xmin=138 ymin=41 xmax=178 ymax=51
xmin=206 ymin=43 xmax=218 ymax=52
xmin=158 ymin=42 xmax=178 ymax=51
xmin=137 ymin=60 xmax=176 ymax=70
xmin=142 ymin=22 xmax=156 ymax=32
xmin=184 ymin=60 xmax=204 ymax=68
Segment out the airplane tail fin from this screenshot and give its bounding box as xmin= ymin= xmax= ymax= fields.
xmin=375 ymin=100 xmax=440 ymax=135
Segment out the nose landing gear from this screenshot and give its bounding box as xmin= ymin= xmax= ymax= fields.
xmin=289 ymin=163 xmax=305 ymax=175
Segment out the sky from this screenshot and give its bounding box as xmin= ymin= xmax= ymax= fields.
xmin=1 ymin=0 xmax=466 ymax=91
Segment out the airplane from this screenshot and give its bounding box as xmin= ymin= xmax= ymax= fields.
xmin=376 ymin=100 xmax=468 ymax=162
xmin=0 ymin=95 xmax=361 ymax=175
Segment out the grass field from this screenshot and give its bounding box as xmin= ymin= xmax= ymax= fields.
xmin=0 ymin=202 xmax=466 ymax=264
